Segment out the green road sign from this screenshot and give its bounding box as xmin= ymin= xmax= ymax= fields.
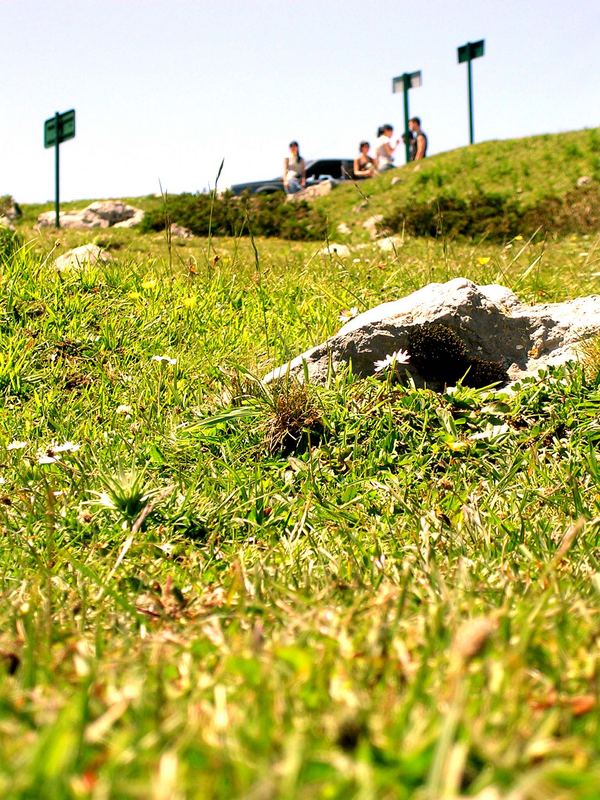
xmin=44 ymin=109 xmax=76 ymax=148
xmin=44 ymin=109 xmax=76 ymax=228
xmin=458 ymin=40 xmax=485 ymax=64
xmin=392 ymin=71 xmax=422 ymax=164
xmin=457 ymin=40 xmax=485 ymax=145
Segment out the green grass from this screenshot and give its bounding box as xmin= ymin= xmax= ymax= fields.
xmin=1 ymin=130 xmax=600 ymax=799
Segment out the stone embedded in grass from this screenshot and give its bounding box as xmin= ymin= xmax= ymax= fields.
xmin=264 ymin=277 xmax=600 ymax=389
xmin=318 ymin=243 xmax=351 ymax=258
xmin=54 ymin=244 xmax=111 ymax=271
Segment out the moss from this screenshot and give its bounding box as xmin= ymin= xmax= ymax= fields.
xmin=407 ymin=322 xmax=508 ymax=389
xmin=464 ymin=357 xmax=509 ymax=389
xmin=407 ymin=323 xmax=470 ymax=384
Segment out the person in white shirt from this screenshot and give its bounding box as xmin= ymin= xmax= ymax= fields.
xmin=374 ymin=124 xmax=399 ymax=171
xmin=283 ymin=141 xmax=306 ymax=194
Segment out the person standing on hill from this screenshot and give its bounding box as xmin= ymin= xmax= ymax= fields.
xmin=408 ymin=117 xmax=428 ymax=161
xmin=283 ymin=141 xmax=306 ymax=194
xmin=375 ymin=124 xmax=399 ymax=171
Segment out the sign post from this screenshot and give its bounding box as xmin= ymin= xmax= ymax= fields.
xmin=392 ymin=72 xmax=422 ymax=163
xmin=44 ymin=109 xmax=76 ymax=228
xmin=457 ymin=40 xmax=485 ymax=145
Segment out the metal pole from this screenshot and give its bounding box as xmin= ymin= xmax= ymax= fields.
xmin=403 ymin=76 xmax=410 ymax=164
xmin=467 ymin=57 xmax=474 ymax=145
xmin=54 ymin=112 xmax=60 ymax=228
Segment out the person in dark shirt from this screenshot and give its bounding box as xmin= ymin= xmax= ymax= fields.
xmin=353 ymin=141 xmax=377 ymax=179
xmin=408 ymin=117 xmax=428 ymax=161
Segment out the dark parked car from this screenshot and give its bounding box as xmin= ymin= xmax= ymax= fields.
xmin=230 ymin=158 xmax=355 ymax=195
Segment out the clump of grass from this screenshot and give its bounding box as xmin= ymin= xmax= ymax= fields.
xmin=265 ymin=380 xmax=324 ymax=455
xmin=577 ymin=334 xmax=600 ymax=382
xmin=89 ymin=469 xmax=162 ymax=528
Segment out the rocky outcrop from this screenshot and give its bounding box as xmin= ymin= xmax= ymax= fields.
xmin=38 ymin=201 xmax=144 ymax=230
xmin=264 ymin=278 xmax=600 ymax=388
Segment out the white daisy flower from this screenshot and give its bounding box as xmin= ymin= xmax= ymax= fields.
xmin=37 ymin=441 xmax=81 ymax=465
xmin=339 ymin=306 xmax=359 ymax=323
xmin=7 ymin=440 xmax=27 ymax=451
xmin=51 ymin=441 xmax=81 ymax=454
xmin=374 ymin=349 xmax=411 ymax=373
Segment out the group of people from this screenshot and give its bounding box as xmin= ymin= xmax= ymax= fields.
xmin=353 ymin=118 xmax=428 ymax=179
xmin=282 ymin=119 xmax=427 ymax=194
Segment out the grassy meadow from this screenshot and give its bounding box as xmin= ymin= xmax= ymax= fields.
xmin=1 ymin=131 xmax=600 ymax=799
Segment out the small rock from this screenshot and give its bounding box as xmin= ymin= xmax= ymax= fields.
xmin=0 ymin=216 xmax=15 ymax=231
xmin=377 ymin=236 xmax=403 ymax=252
xmin=337 ymin=222 xmax=352 ymax=236
xmin=169 ymin=223 xmax=193 ymax=238
xmin=54 ymin=244 xmax=111 ymax=271
xmin=319 ymin=243 xmax=350 ymax=258
xmin=390 ymin=176 xmax=402 ymax=186
xmin=0 ymin=196 xmax=21 ymax=221
xmin=362 ymin=214 xmax=384 ymax=239
xmin=576 ymin=175 xmax=592 ymax=187
xmin=288 ymin=181 xmax=333 ymax=202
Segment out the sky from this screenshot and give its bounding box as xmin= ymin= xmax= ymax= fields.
xmin=1 ymin=0 xmax=599 ymax=203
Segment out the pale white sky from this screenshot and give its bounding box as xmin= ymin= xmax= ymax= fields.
xmin=1 ymin=0 xmax=599 ymax=202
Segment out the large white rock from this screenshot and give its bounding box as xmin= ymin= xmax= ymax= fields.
xmin=38 ymin=201 xmax=144 ymax=230
xmin=264 ymin=278 xmax=600 ymax=386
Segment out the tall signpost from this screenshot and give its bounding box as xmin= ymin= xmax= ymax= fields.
xmin=457 ymin=40 xmax=485 ymax=145
xmin=44 ymin=109 xmax=76 ymax=228
xmin=392 ymin=71 xmax=422 ymax=164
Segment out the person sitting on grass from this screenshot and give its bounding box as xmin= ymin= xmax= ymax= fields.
xmin=283 ymin=141 xmax=306 ymax=194
xmin=353 ymin=141 xmax=377 ymax=179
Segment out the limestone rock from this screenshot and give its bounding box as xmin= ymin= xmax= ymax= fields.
xmin=391 ymin=176 xmax=402 ymax=186
xmin=264 ymin=277 xmax=600 ymax=388
xmin=337 ymin=222 xmax=352 ymax=236
xmin=54 ymin=244 xmax=111 ymax=271
xmin=38 ymin=201 xmax=144 ymax=230
xmin=577 ymin=175 xmax=592 ymax=187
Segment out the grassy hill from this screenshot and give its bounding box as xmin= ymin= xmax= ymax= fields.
xmin=1 ymin=130 xmax=600 ymax=798
xmin=317 ymin=127 xmax=600 ymax=238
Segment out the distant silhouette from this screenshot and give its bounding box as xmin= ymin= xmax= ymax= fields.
xmin=409 ymin=117 xmax=428 ymax=160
